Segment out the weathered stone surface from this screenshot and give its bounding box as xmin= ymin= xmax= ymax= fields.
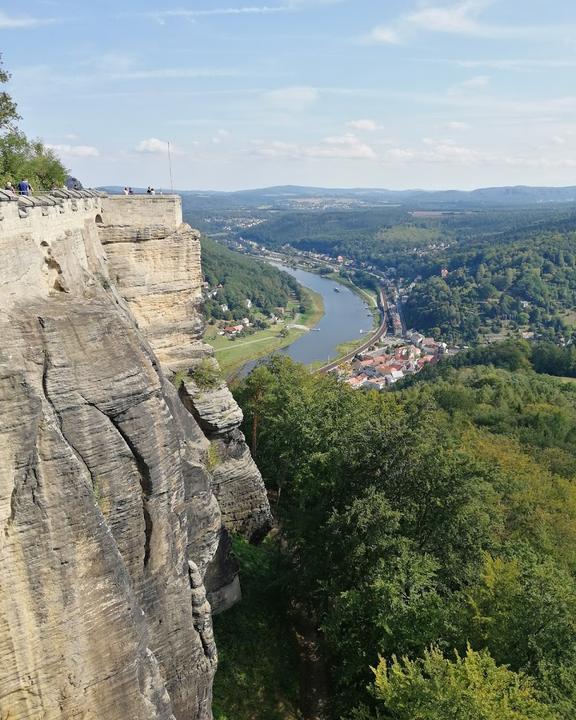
xmin=98 ymin=212 xmax=204 ymax=373
xmin=0 ymin=298 xmax=217 ymax=720
xmin=99 ymin=208 xmax=273 ymax=543
xmin=179 ymin=378 xmax=272 ymax=542
xmin=180 ymin=378 xmax=244 ymax=436
xmin=0 ymin=193 xmax=271 ymax=719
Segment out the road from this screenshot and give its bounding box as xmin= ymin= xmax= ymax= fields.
xmin=316 ymin=287 xmax=388 ymax=374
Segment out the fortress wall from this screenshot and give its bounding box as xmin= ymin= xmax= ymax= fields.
xmin=0 ymin=195 xmax=106 ymax=309
xmin=0 ymin=195 xmax=103 ymax=242
xmin=101 ymin=195 xmax=183 ymax=229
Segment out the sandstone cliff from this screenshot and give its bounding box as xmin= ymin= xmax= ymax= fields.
xmin=0 ymin=190 xmax=271 ymax=719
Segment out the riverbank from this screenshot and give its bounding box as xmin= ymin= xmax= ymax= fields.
xmin=206 ymin=286 xmax=324 ymax=378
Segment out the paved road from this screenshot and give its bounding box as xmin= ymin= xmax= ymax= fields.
xmin=316 ymin=287 xmax=388 ymax=374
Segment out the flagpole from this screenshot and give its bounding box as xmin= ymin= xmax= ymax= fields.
xmin=167 ymin=140 xmax=174 ymax=192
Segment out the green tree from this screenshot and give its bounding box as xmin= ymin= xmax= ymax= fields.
xmin=363 ymin=646 xmax=557 ymax=720
xmin=0 ymin=56 xmax=67 ymax=189
xmin=0 ymin=55 xmax=19 ymax=130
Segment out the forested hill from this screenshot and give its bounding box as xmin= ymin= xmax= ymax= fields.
xmin=403 ymin=221 xmax=576 ymax=344
xmin=214 ymin=349 xmax=576 ymax=720
xmin=200 ymin=236 xmax=302 ymax=321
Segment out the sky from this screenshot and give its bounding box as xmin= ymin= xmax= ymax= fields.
xmin=2 ymin=0 xmax=576 ymax=191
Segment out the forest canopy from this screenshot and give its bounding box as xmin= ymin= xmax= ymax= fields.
xmin=213 ymin=351 xmax=576 ymax=720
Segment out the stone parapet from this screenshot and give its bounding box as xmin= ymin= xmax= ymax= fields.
xmin=0 ymin=189 xmax=105 ymax=242
xmin=101 ymin=195 xmax=183 ymax=230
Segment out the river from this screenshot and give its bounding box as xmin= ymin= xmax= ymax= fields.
xmin=239 ymin=263 xmax=374 ymax=375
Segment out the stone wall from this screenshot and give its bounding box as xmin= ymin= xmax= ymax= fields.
xmin=0 ymin=189 xmax=271 ymax=720
xmin=101 ymin=194 xmax=182 ymax=228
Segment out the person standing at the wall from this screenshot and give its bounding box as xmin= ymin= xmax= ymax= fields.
xmin=18 ymin=178 xmax=32 ymax=195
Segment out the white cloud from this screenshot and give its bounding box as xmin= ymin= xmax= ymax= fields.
xmin=135 ymin=138 xmax=170 ymax=154
xmin=347 ymin=118 xmax=380 ymax=131
xmin=112 ymin=68 xmax=239 ymax=81
xmin=366 ymin=0 xmax=567 ymax=45
xmin=146 ymin=6 xmax=290 ymax=23
xmin=47 ymin=144 xmax=99 ymax=158
xmin=264 ymin=86 xmax=319 ymax=110
xmin=212 ymin=129 xmax=230 ymax=144
xmin=310 ymin=134 xmax=377 ymax=159
xmin=446 ymin=121 xmax=470 ymax=130
xmin=450 ymin=74 xmax=490 ymax=93
xmin=459 ymin=58 xmax=576 ymax=71
xmin=381 ymin=138 xmax=576 ymax=169
xmin=384 ymin=142 xmax=489 ymax=165
xmin=253 ymin=133 xmax=376 ymax=160
xmin=144 ymin=1 xmax=348 ymax=22
xmin=0 ymin=11 xmax=54 ymax=28
xmin=406 ymin=0 xmax=487 ymax=34
xmin=367 ymin=25 xmax=401 ymax=44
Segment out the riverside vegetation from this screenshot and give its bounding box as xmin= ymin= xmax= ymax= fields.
xmin=214 ymin=344 xmax=576 ymax=720
xmin=201 ymin=237 xmax=323 ymax=376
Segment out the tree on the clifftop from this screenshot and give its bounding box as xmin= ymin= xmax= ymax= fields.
xmin=0 ymin=55 xmax=67 ymax=189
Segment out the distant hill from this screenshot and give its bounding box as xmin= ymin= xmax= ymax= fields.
xmin=177 ymin=185 xmax=576 ymax=211
xmin=98 ymin=184 xmax=576 ymax=209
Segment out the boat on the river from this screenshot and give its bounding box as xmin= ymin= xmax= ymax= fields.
xmin=333 ymin=287 xmax=341 ymax=293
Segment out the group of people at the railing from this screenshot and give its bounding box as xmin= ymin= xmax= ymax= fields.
xmin=122 ymin=186 xmax=157 ymax=195
xmin=3 ymin=178 xmax=79 ymax=197
xmin=5 ymin=179 xmax=34 ymax=196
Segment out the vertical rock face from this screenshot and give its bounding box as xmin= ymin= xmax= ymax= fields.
xmin=0 ymin=192 xmax=271 ymax=719
xmin=99 ymin=197 xmax=273 ymax=602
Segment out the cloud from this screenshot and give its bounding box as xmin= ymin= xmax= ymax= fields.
xmin=254 ymin=133 xmax=376 ymax=160
xmin=381 ymin=138 xmax=576 ymax=169
xmin=446 ymin=121 xmax=470 ymax=130
xmin=366 ymin=0 xmax=568 ymax=45
xmin=406 ymin=0 xmax=488 ymax=34
xmin=212 ymin=129 xmax=230 ymax=144
xmin=111 ymin=68 xmax=240 ymax=81
xmin=367 ymin=25 xmax=401 ymax=44
xmin=143 ymin=1 xmax=348 ymax=22
xmin=347 ymin=118 xmax=380 ymax=131
xmin=264 ymin=86 xmax=319 ymax=110
xmin=458 ymin=58 xmax=576 ymax=71
xmin=145 ymin=6 xmax=290 ymax=23
xmin=47 ymin=144 xmax=99 ymax=158
xmin=0 ymin=11 xmax=54 ymax=28
xmin=450 ymin=74 xmax=490 ymax=92
xmin=135 ymin=138 xmax=170 ymax=154
xmin=384 ymin=142 xmax=490 ymax=165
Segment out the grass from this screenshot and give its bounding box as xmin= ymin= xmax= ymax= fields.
xmin=171 ymin=359 xmax=222 ymax=390
xmin=205 ymin=287 xmax=324 ymax=378
xmin=212 ymin=536 xmax=300 ymax=720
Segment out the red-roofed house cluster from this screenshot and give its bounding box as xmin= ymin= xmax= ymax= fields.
xmin=339 ymin=330 xmax=450 ymax=390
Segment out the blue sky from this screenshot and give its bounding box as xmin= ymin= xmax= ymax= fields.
xmin=2 ymin=0 xmax=576 ymax=190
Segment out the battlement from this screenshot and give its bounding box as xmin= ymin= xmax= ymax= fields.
xmin=0 ymin=188 xmax=105 ymax=242
xmin=0 ymin=190 xmax=183 ymax=241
